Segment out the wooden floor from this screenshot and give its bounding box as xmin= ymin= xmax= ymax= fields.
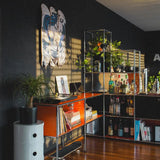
xmin=46 ymin=137 xmax=160 ymax=160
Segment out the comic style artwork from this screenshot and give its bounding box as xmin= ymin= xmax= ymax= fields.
xmin=41 ymin=3 xmax=66 ymax=67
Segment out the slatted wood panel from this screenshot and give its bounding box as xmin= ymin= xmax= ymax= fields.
xmin=121 ymin=49 xmax=145 ymax=70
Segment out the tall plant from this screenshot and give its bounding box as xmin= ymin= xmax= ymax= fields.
xmin=16 ymin=74 xmax=52 ymax=108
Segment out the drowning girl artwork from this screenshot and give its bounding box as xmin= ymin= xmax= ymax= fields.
xmin=41 ymin=3 xmax=66 ymax=67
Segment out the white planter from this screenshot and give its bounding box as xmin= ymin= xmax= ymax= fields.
xmin=14 ymin=120 xmax=44 ymax=160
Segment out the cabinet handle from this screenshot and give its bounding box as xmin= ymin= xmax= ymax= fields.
xmin=33 ymin=152 xmax=37 ymax=156
xmin=33 ymin=133 xmax=37 ymax=138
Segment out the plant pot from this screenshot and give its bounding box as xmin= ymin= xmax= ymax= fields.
xmin=125 ymin=66 xmax=131 ymax=72
xmin=19 ymin=106 xmax=37 ymax=124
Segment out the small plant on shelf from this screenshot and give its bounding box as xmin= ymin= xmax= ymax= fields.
xmin=125 ymin=59 xmax=131 ymax=72
xmin=105 ymin=40 xmax=124 ymax=72
xmin=148 ymin=71 xmax=160 ymax=93
xmin=76 ymin=32 xmax=109 ymax=72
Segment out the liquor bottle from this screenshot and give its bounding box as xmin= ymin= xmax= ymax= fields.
xmin=120 ymin=97 xmax=126 ymax=116
xmin=119 ymin=79 xmax=123 ymax=94
xmin=114 ymin=80 xmax=119 ymax=94
xmin=130 ymin=80 xmax=134 ymax=94
xmin=109 ymin=98 xmax=114 ymax=115
xmin=125 ymin=98 xmax=130 ymax=116
xmin=118 ymin=118 xmax=123 ymax=137
xmin=122 ymin=80 xmax=127 ymax=94
xmin=113 ymin=118 xmax=118 ymax=136
xmin=129 ymin=119 xmax=134 ymax=138
xmin=108 ymin=119 xmax=114 ymax=136
xmin=109 ymin=78 xmax=115 ymax=94
xmin=115 ymin=97 xmax=120 ymax=115
xmin=123 ymin=119 xmax=129 ymax=137
xmin=128 ymin=99 xmax=134 ymax=116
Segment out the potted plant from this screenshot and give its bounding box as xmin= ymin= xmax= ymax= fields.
xmin=15 ymin=73 xmax=51 ymax=124
xmin=148 ymin=71 xmax=160 ymax=93
xmin=76 ymin=32 xmax=108 ymax=72
xmin=125 ymin=59 xmax=131 ymax=72
xmin=106 ymin=41 xmax=124 ymax=72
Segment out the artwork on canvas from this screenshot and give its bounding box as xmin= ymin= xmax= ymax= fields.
xmin=41 ymin=3 xmax=66 ymax=67
xmin=56 ymin=75 xmax=70 ymax=95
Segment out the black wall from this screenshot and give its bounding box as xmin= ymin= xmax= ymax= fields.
xmin=0 ymin=0 xmax=151 ymax=159
xmin=145 ymin=31 xmax=160 ymax=75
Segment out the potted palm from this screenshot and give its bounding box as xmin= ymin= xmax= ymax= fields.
xmin=16 ymin=73 xmax=51 ymax=124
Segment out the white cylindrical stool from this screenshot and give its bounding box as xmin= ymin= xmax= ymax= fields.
xmin=14 ymin=120 xmax=44 ymax=160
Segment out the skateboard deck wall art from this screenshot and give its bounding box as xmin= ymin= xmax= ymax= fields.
xmin=41 ymin=3 xmax=66 ymax=67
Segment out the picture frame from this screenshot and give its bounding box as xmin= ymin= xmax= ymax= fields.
xmin=55 ymin=75 xmax=70 ymax=96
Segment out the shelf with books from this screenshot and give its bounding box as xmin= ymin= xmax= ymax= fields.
xmin=36 ymin=93 xmax=103 ymax=137
xmin=135 ymin=119 xmax=160 ymax=143
xmin=59 ymin=115 xmax=103 ymax=137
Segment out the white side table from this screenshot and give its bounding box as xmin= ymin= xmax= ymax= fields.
xmin=14 ymin=120 xmax=44 ymax=160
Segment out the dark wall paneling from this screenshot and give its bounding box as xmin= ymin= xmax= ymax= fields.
xmin=145 ymin=31 xmax=160 ymax=76
xmin=0 ymin=0 xmax=149 ymax=159
xmin=0 ymin=8 xmax=2 ymax=160
xmin=136 ymin=96 xmax=160 ymax=119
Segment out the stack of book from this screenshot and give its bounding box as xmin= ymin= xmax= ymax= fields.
xmin=135 ymin=120 xmax=151 ymax=142
xmin=58 ymin=108 xmax=81 ymax=135
xmin=92 ymin=110 xmax=98 ymax=119
xmin=87 ymin=120 xmax=99 ymax=134
xmin=86 ymin=106 xmax=92 ymax=121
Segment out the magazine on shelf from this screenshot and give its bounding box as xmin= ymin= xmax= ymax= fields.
xmin=135 ymin=120 xmax=152 ymax=142
xmin=64 ymin=110 xmax=81 ymax=128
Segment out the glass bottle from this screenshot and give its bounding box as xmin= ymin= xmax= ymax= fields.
xmin=109 ymin=98 xmax=114 ymax=115
xmin=120 ymin=97 xmax=126 ymax=116
xmin=109 ymin=77 xmax=115 ymax=94
xmin=129 ymin=119 xmax=134 ymax=138
xmin=108 ymin=118 xmax=114 ymax=136
xmin=115 ymin=97 xmax=120 ymax=116
xmin=114 ymin=118 xmax=118 ymax=136
xmin=128 ymin=99 xmax=134 ymax=117
xmin=118 ymin=118 xmax=123 ymax=137
xmin=123 ymin=119 xmax=129 ymax=137
xmin=130 ymin=80 xmax=134 ymax=94
xmin=125 ymin=98 xmax=130 ymax=116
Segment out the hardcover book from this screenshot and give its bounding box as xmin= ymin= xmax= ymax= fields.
xmin=135 ymin=120 xmax=141 ymax=141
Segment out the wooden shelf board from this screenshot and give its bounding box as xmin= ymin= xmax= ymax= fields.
xmin=106 ymin=115 xmax=134 ymax=119
xmin=105 ymin=135 xmax=134 ymax=141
